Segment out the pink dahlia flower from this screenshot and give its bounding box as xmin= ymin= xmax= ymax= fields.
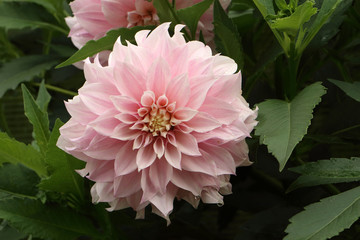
xmin=57 ymin=23 xmax=257 ymax=222
xmin=66 ymin=0 xmax=230 ymax=49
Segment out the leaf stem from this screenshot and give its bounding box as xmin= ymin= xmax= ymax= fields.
xmin=251 ymin=167 xmax=285 ymax=193
xmin=286 ymin=42 xmax=300 ymax=100
xmin=331 ymin=124 xmax=360 ymax=136
xmin=31 ymin=83 xmax=77 ymax=97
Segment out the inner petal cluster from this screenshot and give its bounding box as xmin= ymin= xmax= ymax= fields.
xmin=138 ymin=91 xmax=176 ymax=138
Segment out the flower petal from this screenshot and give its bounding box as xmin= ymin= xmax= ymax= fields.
xmin=174 ymin=131 xmax=201 ymax=156
xmin=136 ymin=144 xmax=156 ymax=170
xmin=114 ymin=141 xmax=138 ymax=176
xmin=164 ymin=143 xmax=182 ymax=170
xmin=114 ymin=171 xmax=141 ymax=198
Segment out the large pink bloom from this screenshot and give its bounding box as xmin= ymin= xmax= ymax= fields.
xmin=57 ymin=23 xmax=257 ymax=222
xmin=66 ymin=0 xmax=230 ymax=49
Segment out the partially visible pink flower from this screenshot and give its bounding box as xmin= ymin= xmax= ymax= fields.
xmin=66 ymin=0 xmax=231 ymax=49
xmin=57 ymin=23 xmax=257 ymax=222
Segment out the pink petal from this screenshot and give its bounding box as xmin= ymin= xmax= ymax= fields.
xmin=201 ymin=188 xmax=224 ymax=205
xmin=184 ymin=112 xmax=221 ymax=133
xmin=207 ymin=73 xmax=241 ymax=101
xmin=146 ymin=58 xmax=171 ymax=97
xmin=114 ymin=171 xmax=142 ymax=198
xmin=198 ymin=97 xmax=240 ymax=124
xmin=115 ymin=113 xmax=138 ymax=124
xmin=65 ymin=96 xmax=97 ymax=123
xmin=110 ymin=95 xmax=140 ymax=114
xmin=111 ymin=123 xmax=140 ymax=141
xmin=150 ymin=183 xmax=177 ymax=220
xmin=181 ymin=153 xmax=216 ymax=176
xmin=171 ymin=108 xmax=197 ymax=124
xmin=153 ymin=138 xmax=165 ymax=159
xmin=101 ymin=0 xmax=135 ymax=27
xmin=165 ymin=73 xmax=190 ymax=108
xmin=149 ymin=158 xmax=173 ymax=195
xmin=79 ymin=159 xmax=115 ymax=182
xmin=91 ymin=182 xmax=115 ymax=203
xmin=186 ymin=75 xmax=216 ymax=110
xmin=114 ymin=141 xmax=138 ymax=176
xmin=136 ymin=144 xmax=156 ymax=170
xmin=164 ymin=143 xmax=182 ymax=170
xmin=174 ymin=131 xmax=201 ymax=156
xmin=113 ymin=62 xmax=146 ymax=101
xmin=200 ymin=143 xmax=236 ymax=175
xmin=89 ymin=109 xmax=120 ymax=136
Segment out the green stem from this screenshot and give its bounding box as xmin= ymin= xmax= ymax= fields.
xmin=0 ymin=100 xmax=12 ymax=137
xmin=251 ymin=167 xmax=285 ymax=193
xmin=286 ymin=42 xmax=300 ymax=100
xmin=31 ymin=83 xmax=77 ymax=97
xmin=43 ymin=31 xmax=53 ymax=55
xmin=331 ymin=124 xmax=360 ymax=135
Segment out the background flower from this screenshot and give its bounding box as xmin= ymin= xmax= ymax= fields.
xmin=58 ymin=23 xmax=257 ymax=222
xmin=66 ymin=0 xmax=231 ymax=49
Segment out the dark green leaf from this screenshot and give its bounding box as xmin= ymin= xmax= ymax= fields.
xmin=177 ymin=0 xmax=213 ymax=38
xmin=0 ymin=198 xmax=102 ymax=240
xmin=21 ymin=84 xmax=50 ymax=154
xmin=35 ymin=81 xmax=51 ymax=112
xmin=214 ymin=0 xmax=244 ymax=70
xmin=285 ymin=186 xmax=360 ymax=240
xmin=255 ymin=82 xmax=327 ymax=170
xmin=56 ymin=25 xmax=155 ymax=68
xmin=0 ymin=132 xmax=46 ymax=176
xmin=0 ymin=222 xmax=26 ymax=240
xmin=0 ymin=2 xmax=67 ymax=34
xmin=2 ymin=0 xmax=65 ymax=19
xmin=38 ymin=119 xmax=85 ymax=200
xmin=328 ymin=79 xmax=360 ymax=102
xmin=288 ymin=158 xmax=360 ymax=192
xmin=300 ymin=0 xmax=351 ymax=52
xmin=0 ymin=163 xmax=39 ymax=199
xmin=0 ymin=55 xmax=58 ymax=98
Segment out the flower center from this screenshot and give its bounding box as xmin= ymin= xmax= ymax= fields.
xmin=138 ymin=92 xmax=176 ymax=138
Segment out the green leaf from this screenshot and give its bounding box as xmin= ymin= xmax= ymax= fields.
xmin=255 ymin=82 xmax=327 ymax=171
xmin=288 ymin=158 xmax=360 ymax=192
xmin=284 ymin=186 xmax=360 ymax=240
xmin=328 ymin=79 xmax=360 ymax=102
xmin=213 ymin=0 xmax=244 ymax=70
xmin=36 ymin=81 xmax=51 ymax=112
xmin=300 ymin=0 xmax=349 ymax=52
xmin=177 ymin=0 xmax=213 ymax=38
xmin=2 ymin=0 xmax=64 ymax=19
xmin=0 ymin=198 xmax=102 ymax=240
xmin=56 ymin=25 xmax=155 ymax=68
xmin=0 ymin=55 xmax=59 ymax=98
xmin=0 ymin=222 xmax=26 ymax=240
xmin=252 ymin=0 xmax=275 ymax=17
xmin=21 ymin=84 xmax=50 ymax=154
xmin=0 ymin=132 xmax=47 ymax=176
xmin=38 ymin=119 xmax=85 ymax=200
xmin=0 ymin=163 xmax=39 ymax=199
xmin=271 ymin=1 xmax=317 ymax=37
xmin=0 ymin=2 xmax=67 ymax=34
xmin=275 ymin=0 xmax=288 ymax=11
xmin=153 ymin=0 xmax=176 ymax=22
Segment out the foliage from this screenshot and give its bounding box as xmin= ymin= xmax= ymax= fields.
xmin=0 ymin=0 xmax=359 ymax=239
